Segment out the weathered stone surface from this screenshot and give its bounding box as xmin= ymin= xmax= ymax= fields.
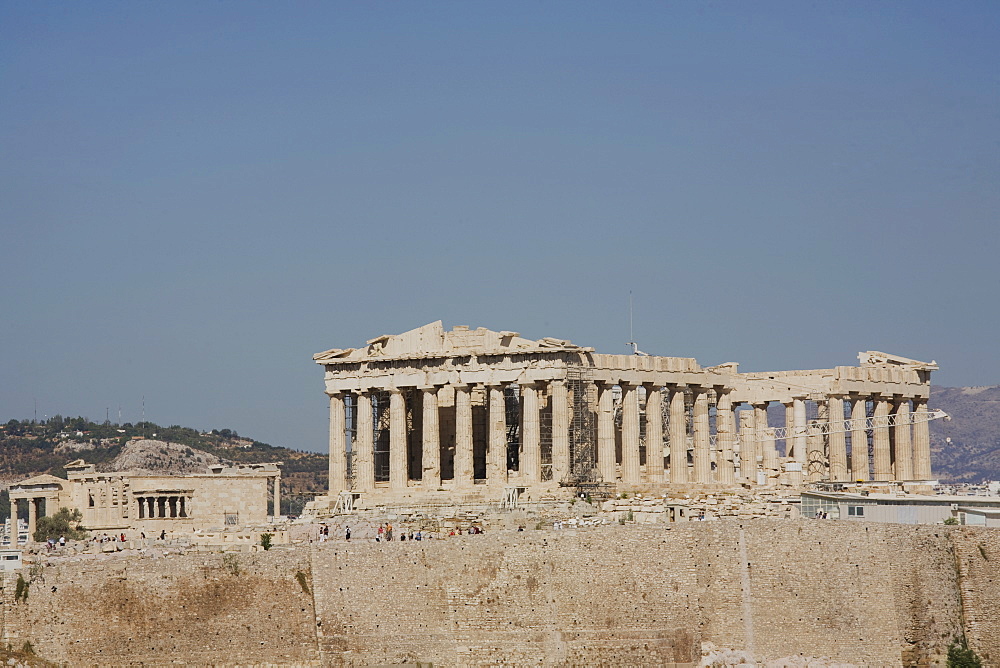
xmin=5 ymin=520 xmax=997 ymax=666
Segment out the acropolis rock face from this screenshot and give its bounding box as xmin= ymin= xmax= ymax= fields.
xmin=5 ymin=521 xmax=999 ymax=666
xmin=315 ymin=321 xmax=938 ymax=504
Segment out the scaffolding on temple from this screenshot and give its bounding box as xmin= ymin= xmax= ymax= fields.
xmin=565 ymin=365 xmax=599 ymax=487
xmin=344 ymin=394 xmax=358 ymax=490
xmin=372 ymin=390 xmax=391 ymax=482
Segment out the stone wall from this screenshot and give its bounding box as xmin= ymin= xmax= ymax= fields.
xmin=951 ymin=527 xmax=1000 ymax=665
xmin=1 ymin=521 xmax=997 ymax=666
xmin=1 ymin=550 xmax=318 ymax=665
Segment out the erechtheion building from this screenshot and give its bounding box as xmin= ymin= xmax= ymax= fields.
xmin=315 ymin=322 xmax=939 ymax=504
xmin=8 ymin=460 xmax=281 ymax=542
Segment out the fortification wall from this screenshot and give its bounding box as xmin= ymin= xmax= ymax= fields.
xmin=310 ymin=521 xmax=967 ymax=666
xmin=1 ymin=520 xmax=996 ymax=667
xmin=1 ymin=550 xmax=318 ymax=665
xmin=951 ymin=527 xmax=1000 ymax=665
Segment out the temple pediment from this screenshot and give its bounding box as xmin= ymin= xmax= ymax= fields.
xmin=314 ymin=321 xmax=590 ymax=364
xmin=10 ymin=474 xmax=66 ymax=491
xmin=858 ymin=351 xmax=939 ymax=371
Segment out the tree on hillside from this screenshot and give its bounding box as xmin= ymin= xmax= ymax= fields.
xmin=32 ymin=508 xmax=87 ymax=543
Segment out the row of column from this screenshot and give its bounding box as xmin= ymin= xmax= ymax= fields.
xmin=136 ymin=495 xmax=190 ymax=519
xmin=331 ymin=382 xmax=548 ymax=493
xmin=744 ymin=395 xmax=932 ymax=483
xmin=842 ymin=395 xmax=931 ymax=482
xmin=598 ymin=383 xmax=728 ymax=485
xmin=328 ymin=385 xmax=935 ymax=493
xmin=329 ymin=381 xmax=735 ymax=493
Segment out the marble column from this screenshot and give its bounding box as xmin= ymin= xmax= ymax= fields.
xmin=807 ymin=422 xmax=824 ymax=482
xmin=669 ymin=386 xmax=689 ymax=483
xmin=894 ymin=399 xmax=913 ymax=482
xmin=827 ymin=396 xmax=849 ymax=482
xmin=328 ymin=393 xmax=348 ymax=494
xmin=912 ymin=399 xmax=932 ymax=481
xmin=851 ymin=396 xmax=870 ymax=481
xmin=872 ymin=397 xmax=892 ymax=481
xmin=763 ymin=428 xmax=779 ymax=483
xmin=389 ymin=389 xmax=408 ymax=490
xmin=792 ymin=398 xmax=808 ymax=466
xmin=739 ymin=411 xmax=756 ymax=482
xmin=421 ymin=386 xmax=441 ymax=488
xmin=597 ymin=383 xmax=617 ymax=483
xmin=26 ymin=500 xmax=36 ymax=541
xmin=755 ymin=403 xmax=777 ymax=473
xmin=715 ymin=391 xmax=735 ymax=485
xmin=692 ymin=389 xmax=711 ymax=483
xmin=621 ymin=382 xmax=641 ymax=484
xmin=487 ymin=385 xmax=508 ymax=486
xmin=454 ymin=384 xmax=474 ymax=489
xmin=520 ymin=381 xmax=541 ymax=483
xmin=550 ymin=379 xmax=571 ymax=483
xmin=273 ymin=476 xmax=281 ymax=517
xmin=355 ymin=392 xmax=375 ymax=492
xmin=784 ymin=402 xmax=795 ymax=459
xmin=645 ymin=386 xmax=665 ymax=483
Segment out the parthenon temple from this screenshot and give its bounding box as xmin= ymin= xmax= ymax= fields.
xmin=315 ymin=322 xmax=938 ymax=503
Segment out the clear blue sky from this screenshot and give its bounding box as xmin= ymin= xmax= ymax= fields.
xmin=2 ymin=2 xmax=998 ymax=452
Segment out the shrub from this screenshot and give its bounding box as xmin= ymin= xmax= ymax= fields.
xmin=33 ymin=507 xmax=87 ymax=542
xmin=944 ymin=516 xmax=959 ymax=526
xmin=295 ymin=570 xmax=310 ymax=595
xmin=260 ymin=533 xmax=273 ymax=551
xmin=222 ymin=553 xmax=240 ymax=577
xmin=947 ymin=635 xmax=983 ymax=668
xmin=14 ymin=574 xmax=28 ymax=603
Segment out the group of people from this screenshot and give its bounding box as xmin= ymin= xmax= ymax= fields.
xmin=312 ymin=523 xmax=490 ymax=543
xmin=375 ymin=523 xmax=423 ymax=542
xmin=45 ymin=536 xmax=66 ymax=551
xmin=94 ymin=533 xmax=128 ymax=543
xmin=90 ymin=529 xmax=169 ymax=544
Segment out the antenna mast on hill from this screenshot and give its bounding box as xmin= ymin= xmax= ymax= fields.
xmin=627 ymin=291 xmax=648 ymax=356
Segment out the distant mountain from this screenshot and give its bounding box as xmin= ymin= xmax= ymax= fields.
xmin=930 ymin=385 xmax=1000 ymax=482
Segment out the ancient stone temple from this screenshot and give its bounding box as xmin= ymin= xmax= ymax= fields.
xmin=8 ymin=460 xmax=281 ymax=541
xmin=315 ymin=322 xmax=938 ymax=503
